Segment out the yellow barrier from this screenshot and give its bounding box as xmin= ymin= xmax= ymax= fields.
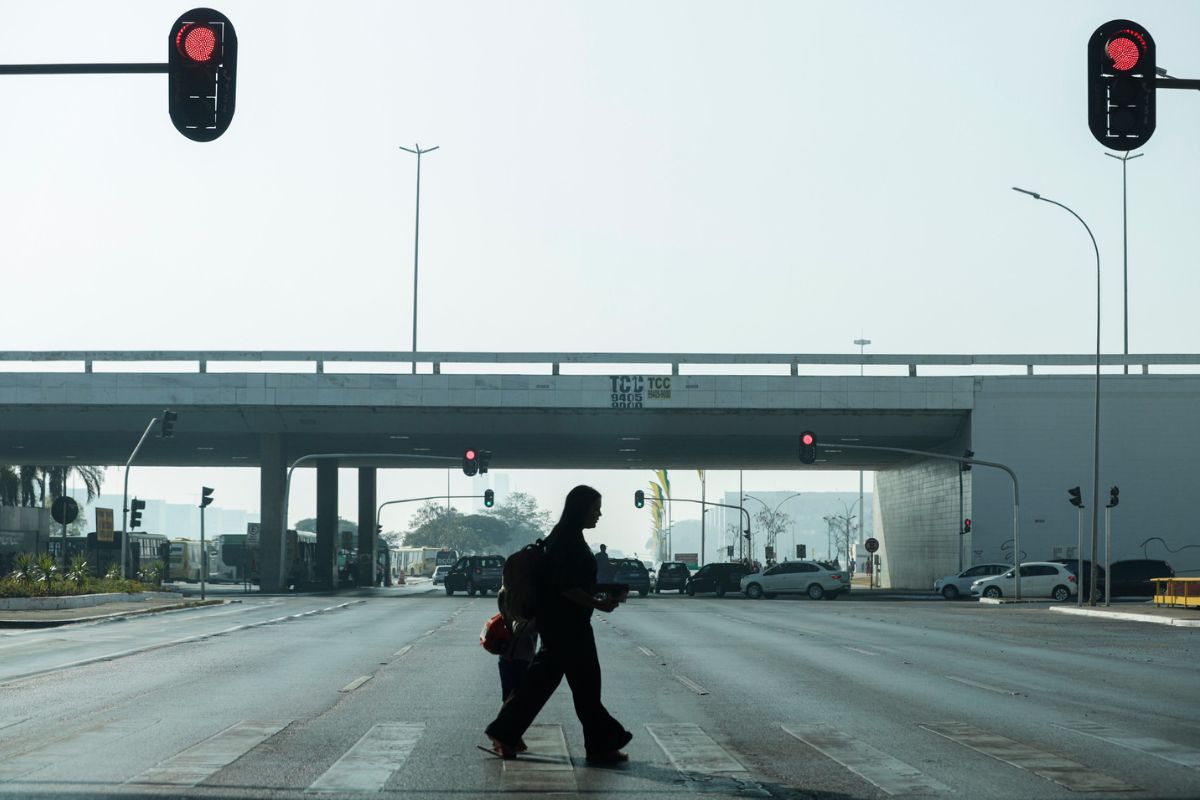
xmin=1152 ymin=577 xmax=1200 ymax=608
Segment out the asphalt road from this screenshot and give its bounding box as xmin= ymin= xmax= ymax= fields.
xmin=0 ymin=588 xmax=1197 ymax=799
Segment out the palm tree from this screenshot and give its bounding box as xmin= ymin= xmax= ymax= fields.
xmin=43 ymin=465 xmax=105 ymax=503
xmin=0 ymin=465 xmax=105 ymax=506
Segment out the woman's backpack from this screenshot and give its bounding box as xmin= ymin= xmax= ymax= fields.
xmin=500 ymin=538 xmax=546 ymax=623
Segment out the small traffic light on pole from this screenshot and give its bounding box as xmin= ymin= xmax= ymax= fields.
xmin=129 ymin=498 xmax=146 ymax=529
xmin=799 ymin=431 xmax=817 ymax=464
xmin=479 ymin=451 xmax=492 ymax=475
xmin=161 ymin=410 xmax=178 ymax=438
xmin=168 ymin=8 xmax=238 ymax=142
xmin=1107 ymin=486 xmax=1120 ymax=508
xmin=1068 ymin=486 xmax=1084 ymax=508
xmin=962 ymin=449 xmax=974 ymax=471
xmin=200 ymin=487 xmax=214 ymax=508
xmin=963 ymin=518 xmax=971 ymax=535
xmin=462 ymin=449 xmax=479 ymax=477
xmin=484 ymin=489 xmax=495 ymax=508
xmin=1088 ymin=19 xmax=1156 ymax=150
xmin=634 ymin=490 xmax=645 ymax=508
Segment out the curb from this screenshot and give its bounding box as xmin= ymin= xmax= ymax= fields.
xmin=0 ymin=599 xmax=224 ymax=629
xmin=1048 ymin=605 xmax=1200 ymax=627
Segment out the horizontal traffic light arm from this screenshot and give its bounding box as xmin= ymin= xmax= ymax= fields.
xmin=1156 ymin=77 xmax=1200 ymax=90
xmin=0 ymin=63 xmax=169 ymax=75
xmin=375 ymin=494 xmax=493 ymax=539
xmin=639 ymin=496 xmax=752 ymax=535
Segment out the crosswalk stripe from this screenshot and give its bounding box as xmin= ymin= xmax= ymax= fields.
xmin=308 ymin=722 xmax=424 ymax=793
xmin=131 ymin=720 xmax=289 ymax=786
xmin=646 ymin=723 xmax=745 ymax=773
xmin=502 ymin=724 xmax=576 ymax=794
xmin=782 ymin=727 xmax=951 ymax=795
xmin=1 ymin=720 xmax=153 ymax=781
xmin=921 ymin=721 xmax=1136 ymax=792
xmin=1055 ymin=721 xmax=1200 ymax=769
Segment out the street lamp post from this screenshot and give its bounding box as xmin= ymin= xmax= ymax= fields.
xmin=1013 ymin=187 xmax=1102 ymax=605
xmin=1103 ymin=151 xmax=1142 ymax=375
xmin=398 ymin=143 xmax=439 ymax=374
xmin=854 ymin=337 xmax=871 ymax=554
xmin=743 ymin=493 xmax=801 ymax=564
xmin=120 ymin=411 xmax=174 ymax=579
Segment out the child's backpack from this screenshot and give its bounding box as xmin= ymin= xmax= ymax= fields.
xmin=479 ymin=613 xmax=512 ymax=654
xmin=500 ymin=538 xmax=546 ymax=623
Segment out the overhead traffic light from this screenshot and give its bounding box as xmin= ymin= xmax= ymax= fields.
xmin=799 ymin=431 xmax=817 ymax=464
xmin=1108 ymin=486 xmax=1120 ymax=508
xmin=963 ymin=518 xmax=972 ymax=535
xmin=796 ymin=544 xmax=806 ymax=559
xmin=168 ymin=8 xmax=238 ymax=142
xmin=1088 ymin=19 xmax=1156 ymax=151
xmin=962 ymin=449 xmax=974 ymax=472
xmin=161 ymin=410 xmax=178 ymax=438
xmin=484 ymin=489 xmax=495 ymax=508
xmin=200 ymin=486 xmax=214 ymax=508
xmin=479 ymin=451 xmax=492 ymax=475
xmin=1068 ymin=486 xmax=1084 ymax=508
xmin=634 ymin=490 xmax=645 ymax=508
xmin=462 ymin=448 xmax=479 ymax=477
xmin=129 ymin=498 xmax=146 ymax=529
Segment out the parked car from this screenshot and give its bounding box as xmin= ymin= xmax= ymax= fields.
xmin=933 ymin=563 xmax=1011 ymax=600
xmin=741 ymin=560 xmax=850 ymax=600
xmin=656 ymin=561 xmax=691 ymax=593
xmin=431 ymin=565 xmax=450 ymax=586
xmin=643 ymin=560 xmax=658 ymax=591
xmin=971 ymin=562 xmax=1078 ymax=601
xmin=1048 ymin=559 xmax=1106 ymax=599
xmin=685 ymin=562 xmax=751 ymax=597
xmin=609 ymin=558 xmax=652 ymax=597
xmin=444 ymin=555 xmax=505 ymax=596
xmin=1108 ymin=559 xmax=1174 ymax=597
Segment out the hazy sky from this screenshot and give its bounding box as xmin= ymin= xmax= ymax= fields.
xmin=3 ymin=2 xmax=1197 ymax=554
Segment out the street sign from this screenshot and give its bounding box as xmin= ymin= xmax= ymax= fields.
xmin=864 ymin=537 xmax=879 ymax=553
xmin=246 ymin=522 xmax=260 ymax=547
xmin=675 ymin=552 xmax=698 ymax=569
xmin=96 ymin=507 xmax=114 ymax=542
xmin=51 ymin=496 xmax=79 ymax=525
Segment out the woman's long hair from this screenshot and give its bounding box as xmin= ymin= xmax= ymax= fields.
xmin=548 ymin=485 xmax=601 ymax=541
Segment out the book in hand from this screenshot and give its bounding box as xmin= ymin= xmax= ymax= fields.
xmin=592 ymin=583 xmax=630 ymax=604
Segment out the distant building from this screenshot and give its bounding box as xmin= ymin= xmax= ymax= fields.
xmin=66 ymin=490 xmax=258 ymax=539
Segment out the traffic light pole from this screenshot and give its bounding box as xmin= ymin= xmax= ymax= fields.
xmin=1075 ymin=505 xmax=1085 ymax=607
xmin=647 ymin=497 xmax=752 ymax=560
xmin=200 ymin=501 xmax=207 ymax=601
xmin=375 ymin=494 xmax=486 ymax=546
xmin=0 ymin=63 xmax=168 ymax=75
xmin=120 ymin=416 xmax=161 ymax=580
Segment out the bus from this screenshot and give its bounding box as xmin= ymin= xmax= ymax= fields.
xmin=168 ymin=539 xmax=203 ymax=582
xmin=210 ymin=533 xmax=252 ymax=583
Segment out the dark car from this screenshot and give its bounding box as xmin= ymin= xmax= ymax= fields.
xmin=1048 ymin=559 xmax=1106 ymax=599
xmin=1108 ymin=559 xmax=1174 ymax=597
xmin=656 ymin=561 xmax=691 ymax=593
xmin=610 ymin=558 xmax=651 ymax=597
xmin=444 ymin=554 xmax=505 ymax=596
xmin=685 ymin=562 xmax=751 ymax=597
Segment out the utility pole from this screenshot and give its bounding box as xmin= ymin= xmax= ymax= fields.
xmin=398 ymin=143 xmax=439 ymax=374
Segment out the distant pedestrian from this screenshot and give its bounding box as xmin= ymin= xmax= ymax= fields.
xmin=596 ymin=543 xmax=612 ymax=583
xmin=485 ymin=486 xmax=632 ymax=763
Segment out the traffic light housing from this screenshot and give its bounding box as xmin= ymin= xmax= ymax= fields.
xmin=168 ymin=8 xmax=238 ymax=142
xmin=1108 ymin=486 xmax=1120 ymax=508
xmin=1088 ymin=19 xmax=1156 ymax=151
xmin=799 ymin=431 xmax=817 ymax=464
xmin=796 ymin=544 xmax=806 ymax=559
xmin=634 ymin=490 xmax=645 ymax=508
xmin=479 ymin=450 xmax=492 ymax=475
xmin=130 ymin=498 xmax=146 ymax=529
xmin=963 ymin=518 xmax=972 ymax=535
xmin=200 ymin=486 xmax=214 ymax=508
xmin=962 ymin=449 xmax=974 ymax=472
xmin=462 ymin=448 xmax=479 ymax=477
xmin=484 ymin=489 xmax=495 ymax=508
xmin=161 ymin=410 xmax=178 ymax=438
xmin=1068 ymin=486 xmax=1084 ymax=508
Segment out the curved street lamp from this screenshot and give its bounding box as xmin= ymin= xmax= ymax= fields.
xmin=743 ymin=492 xmax=801 ymax=562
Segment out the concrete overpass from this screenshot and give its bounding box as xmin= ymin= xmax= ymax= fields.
xmin=2 ymin=351 xmax=1197 ymax=590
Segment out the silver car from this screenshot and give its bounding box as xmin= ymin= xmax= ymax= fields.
xmin=740 ymin=560 xmax=850 ymax=600
xmin=933 ymin=563 xmax=1011 ymax=600
xmin=431 ymin=565 xmax=450 ymax=585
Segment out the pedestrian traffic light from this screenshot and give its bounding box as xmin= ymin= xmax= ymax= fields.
xmin=1088 ymin=19 xmax=1156 ymax=151
xmin=161 ymin=410 xmax=178 ymax=438
xmin=484 ymin=489 xmax=495 ymax=508
xmin=129 ymin=498 xmax=146 ymax=529
xmin=479 ymin=450 xmax=492 ymax=475
xmin=634 ymin=490 xmax=645 ymax=508
xmin=200 ymin=486 xmax=214 ymax=508
xmin=1108 ymin=486 xmax=1120 ymax=508
xmin=1068 ymin=486 xmax=1084 ymax=508
xmin=962 ymin=449 xmax=974 ymax=471
xmin=799 ymin=431 xmax=817 ymax=464
xmin=168 ymin=8 xmax=238 ymax=142
xmin=462 ymin=448 xmax=478 ymax=477
xmin=963 ymin=518 xmax=972 ymax=534
xmin=377 ymin=524 xmax=382 ymax=535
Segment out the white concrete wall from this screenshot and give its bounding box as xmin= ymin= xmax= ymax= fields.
xmin=874 ymin=455 xmax=972 ymax=589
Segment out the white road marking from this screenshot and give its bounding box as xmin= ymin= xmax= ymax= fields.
xmin=921 ymin=721 xmax=1136 ymax=792
xmin=308 ymin=722 xmax=423 ymax=793
xmin=393 ymin=645 xmax=413 ymax=658
xmin=502 ymin=724 xmax=576 ymax=794
xmin=944 ymin=675 xmax=1020 ymax=695
xmin=339 ymin=675 xmax=372 ymax=692
xmin=1055 ymin=721 xmax=1200 ymax=769
xmin=844 ymin=646 xmax=880 ymax=657
xmin=674 ymin=674 xmax=710 ymax=695
xmin=0 ymin=719 xmax=154 ymax=780
xmin=646 ymin=723 xmax=745 ymax=773
xmin=782 ymin=726 xmax=951 ymax=795
xmin=131 ymin=720 xmax=289 ymax=786
xmin=638 ymin=646 xmax=657 ymax=657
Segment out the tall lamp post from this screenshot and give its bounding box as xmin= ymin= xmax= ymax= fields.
xmin=398 ymin=143 xmax=439 ymax=374
xmin=743 ymin=492 xmax=801 ymax=563
xmin=1013 ymin=187 xmax=1103 ymax=606
xmin=854 ymin=337 xmax=871 ymax=552
xmin=1103 ymin=151 xmax=1142 ymax=375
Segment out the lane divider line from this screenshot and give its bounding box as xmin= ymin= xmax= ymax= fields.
xmin=843 ymin=646 xmax=880 ymax=657
xmin=674 ymin=674 xmax=709 ymax=695
xmin=339 ymin=676 xmax=373 ymax=693
xmin=392 ymin=645 xmax=413 ymax=659
xmin=638 ymin=646 xmax=656 ymax=657
xmin=944 ymin=675 xmax=1021 ymax=696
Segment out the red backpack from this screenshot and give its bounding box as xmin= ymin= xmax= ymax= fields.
xmin=479 ymin=613 xmax=512 ymax=654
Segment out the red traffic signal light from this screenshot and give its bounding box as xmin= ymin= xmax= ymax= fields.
xmin=799 ymin=431 xmax=817 ymax=464
xmin=963 ymin=518 xmax=971 ymax=534
xmin=1088 ymin=19 xmax=1155 ymax=151
xmin=168 ymin=8 xmax=237 ymax=142
xmin=462 ymin=449 xmax=479 ymax=476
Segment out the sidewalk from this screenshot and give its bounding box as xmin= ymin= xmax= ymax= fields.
xmin=1048 ymin=602 xmax=1200 ymax=628
xmin=0 ymin=597 xmax=224 ymax=629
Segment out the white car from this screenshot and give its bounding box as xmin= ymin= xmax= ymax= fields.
xmin=971 ymin=562 xmax=1078 ymax=601
xmin=933 ymin=563 xmax=1011 ymax=600
xmin=740 ymin=560 xmax=850 ymax=600
xmin=431 ymin=565 xmax=450 ymax=585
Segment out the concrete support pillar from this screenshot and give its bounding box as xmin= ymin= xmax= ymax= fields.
xmin=316 ymin=459 xmax=338 ymax=587
xmin=358 ymin=468 xmax=378 ymax=586
xmin=259 ymin=434 xmax=286 ymax=593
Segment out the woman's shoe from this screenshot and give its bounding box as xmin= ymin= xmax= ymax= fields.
xmin=487 ymin=736 xmax=518 ymax=759
xmin=585 ymin=749 xmax=629 ymax=764
xmin=515 ymin=738 xmax=528 ymax=753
